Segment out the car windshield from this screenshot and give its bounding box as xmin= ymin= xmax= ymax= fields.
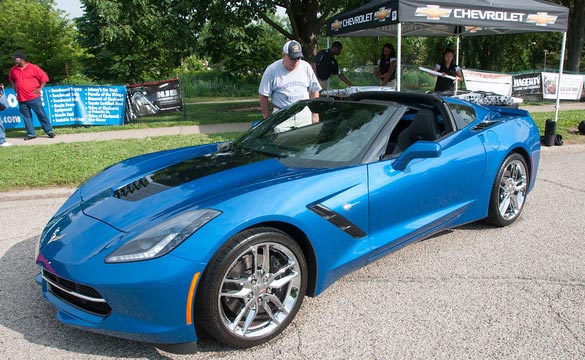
xmin=233 ymin=100 xmax=395 ymax=167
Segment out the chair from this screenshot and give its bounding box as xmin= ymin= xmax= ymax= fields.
xmin=392 ymin=109 xmax=439 ymax=155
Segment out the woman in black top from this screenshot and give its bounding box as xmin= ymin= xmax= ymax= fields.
xmin=433 ymin=48 xmax=463 ymax=93
xmin=374 ymin=43 xmax=397 ymax=87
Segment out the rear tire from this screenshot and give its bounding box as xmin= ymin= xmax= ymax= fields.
xmin=196 ymin=227 xmax=307 ymax=348
xmin=485 ymin=153 xmax=529 ymax=227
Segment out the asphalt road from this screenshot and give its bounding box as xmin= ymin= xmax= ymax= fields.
xmin=1 ymin=145 xmax=584 ymax=360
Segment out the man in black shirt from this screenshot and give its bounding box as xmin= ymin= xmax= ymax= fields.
xmin=312 ymin=41 xmax=353 ymax=90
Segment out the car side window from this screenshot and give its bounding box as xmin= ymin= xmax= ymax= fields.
xmin=384 ymin=108 xmax=440 ymax=158
xmin=448 ymin=103 xmax=476 ymax=129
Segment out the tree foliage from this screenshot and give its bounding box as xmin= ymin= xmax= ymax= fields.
xmin=180 ymin=0 xmax=365 ymax=61
xmin=76 ymin=0 xmax=197 ymax=83
xmin=198 ymin=15 xmax=286 ymax=77
xmin=557 ymin=0 xmax=585 ymax=72
xmin=0 ymin=0 xmax=84 ymax=84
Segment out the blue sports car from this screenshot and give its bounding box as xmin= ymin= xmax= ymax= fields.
xmin=36 ymin=91 xmax=540 ymax=351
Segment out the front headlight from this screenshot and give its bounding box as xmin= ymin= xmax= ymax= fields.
xmin=105 ymin=209 xmax=221 ymax=263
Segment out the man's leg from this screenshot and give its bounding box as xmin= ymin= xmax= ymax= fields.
xmin=29 ymin=97 xmax=54 ymax=136
xmin=19 ymin=100 xmax=37 ymax=138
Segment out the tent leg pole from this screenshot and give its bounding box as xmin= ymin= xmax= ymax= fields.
xmin=455 ymin=35 xmax=460 ymax=93
xmin=397 ymin=23 xmax=402 ymax=91
xmin=554 ymin=32 xmax=567 ymax=123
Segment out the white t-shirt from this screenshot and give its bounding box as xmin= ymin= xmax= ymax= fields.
xmin=259 ymin=59 xmax=321 ymax=109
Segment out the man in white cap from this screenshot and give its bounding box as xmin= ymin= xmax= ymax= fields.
xmin=258 ymin=40 xmax=321 ymax=120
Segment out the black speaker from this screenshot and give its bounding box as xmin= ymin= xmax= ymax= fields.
xmin=543 ymin=119 xmax=556 ymax=147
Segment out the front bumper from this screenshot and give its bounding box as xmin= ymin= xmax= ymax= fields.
xmin=36 ymin=211 xmax=206 ymax=345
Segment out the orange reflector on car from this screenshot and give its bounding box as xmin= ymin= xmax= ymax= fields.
xmin=186 ymin=272 xmax=200 ymax=325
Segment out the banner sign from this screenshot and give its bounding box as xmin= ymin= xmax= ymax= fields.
xmin=542 ymin=72 xmax=584 ymax=100
xmin=462 ymin=69 xmax=513 ymax=96
xmin=327 ymin=1 xmax=398 ymax=36
xmin=512 ymin=73 xmax=542 ymax=96
xmin=1 ymin=85 xmax=126 ymax=130
xmin=327 ymin=0 xmax=569 ymax=37
xmin=125 ymin=78 xmax=182 ymax=121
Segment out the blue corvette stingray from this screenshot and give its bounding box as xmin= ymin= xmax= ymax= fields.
xmin=36 ymin=91 xmax=540 ymax=350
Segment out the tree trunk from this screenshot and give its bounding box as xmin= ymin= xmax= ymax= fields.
xmin=562 ymin=0 xmax=584 ymax=72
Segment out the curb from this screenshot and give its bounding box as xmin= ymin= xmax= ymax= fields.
xmin=0 ymin=187 xmax=75 ymax=202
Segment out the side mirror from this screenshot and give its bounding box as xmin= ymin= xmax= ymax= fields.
xmin=392 ymin=141 xmax=442 ymax=171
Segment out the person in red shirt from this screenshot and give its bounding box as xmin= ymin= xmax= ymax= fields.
xmin=8 ymin=53 xmax=55 ymax=140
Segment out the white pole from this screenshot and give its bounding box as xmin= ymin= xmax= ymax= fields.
xmin=554 ymin=32 xmax=567 ymax=123
xmin=397 ymin=23 xmax=402 ymax=91
xmin=455 ymin=35 xmax=460 ymax=93
xmin=326 ymin=37 xmax=331 ymax=90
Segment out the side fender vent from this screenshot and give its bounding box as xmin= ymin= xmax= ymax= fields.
xmin=471 ymin=121 xmax=500 ymax=131
xmin=309 ymin=204 xmax=366 ymax=239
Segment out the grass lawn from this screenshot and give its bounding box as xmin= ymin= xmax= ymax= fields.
xmin=0 ymin=133 xmax=237 ymax=191
xmin=530 ymin=110 xmax=585 ymax=144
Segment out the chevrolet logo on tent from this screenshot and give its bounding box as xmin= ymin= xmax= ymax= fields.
xmin=374 ymin=7 xmax=391 ymax=22
xmin=415 ymin=5 xmax=452 ymax=20
xmin=526 ymin=12 xmax=557 ymax=26
xmin=331 ymin=19 xmax=342 ymax=31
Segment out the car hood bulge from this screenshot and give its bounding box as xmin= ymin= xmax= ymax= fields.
xmin=79 ymin=145 xmax=324 ymax=232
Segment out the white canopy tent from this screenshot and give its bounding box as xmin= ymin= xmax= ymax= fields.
xmin=326 ymin=0 xmax=570 ymax=120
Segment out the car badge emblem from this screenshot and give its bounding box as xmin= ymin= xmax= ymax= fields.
xmin=48 ymin=227 xmax=65 ymax=243
xmin=343 ymin=202 xmax=359 ymax=211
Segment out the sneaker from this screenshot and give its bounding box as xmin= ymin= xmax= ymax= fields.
xmin=0 ymin=142 xmax=12 ymax=147
xmin=48 ymin=132 xmax=56 ymax=138
xmin=24 ymin=135 xmax=37 ymax=140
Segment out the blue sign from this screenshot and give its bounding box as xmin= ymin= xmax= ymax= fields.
xmin=1 ymin=85 xmax=127 ymax=129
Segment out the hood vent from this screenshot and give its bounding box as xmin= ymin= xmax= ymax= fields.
xmin=114 ymin=175 xmax=170 ymax=201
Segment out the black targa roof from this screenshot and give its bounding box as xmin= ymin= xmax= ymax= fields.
xmin=326 ymin=0 xmax=569 ymax=37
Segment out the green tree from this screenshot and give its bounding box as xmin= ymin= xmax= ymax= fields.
xmin=0 ymin=0 xmax=84 ymax=84
xmin=558 ymin=0 xmax=585 ymax=72
xmin=198 ymin=16 xmax=286 ymax=76
xmin=77 ymin=0 xmax=196 ymax=83
xmin=181 ymin=0 xmax=364 ymax=61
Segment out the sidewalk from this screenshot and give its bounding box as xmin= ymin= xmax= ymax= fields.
xmin=5 ymin=122 xmax=253 ymax=147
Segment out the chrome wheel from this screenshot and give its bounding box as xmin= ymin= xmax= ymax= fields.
xmin=218 ymin=242 xmax=302 ymax=339
xmin=197 ymin=228 xmax=307 ymax=347
xmin=497 ymin=158 xmax=527 ymax=221
xmin=486 ymin=153 xmax=529 ymax=227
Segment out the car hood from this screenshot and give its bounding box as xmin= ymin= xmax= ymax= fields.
xmin=78 ymin=143 xmax=326 ymax=232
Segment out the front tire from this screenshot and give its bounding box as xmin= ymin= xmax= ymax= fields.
xmin=196 ymin=227 xmax=307 ymax=348
xmin=486 ymin=153 xmax=529 ymax=226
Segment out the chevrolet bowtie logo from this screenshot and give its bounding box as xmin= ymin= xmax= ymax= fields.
xmin=48 ymin=227 xmax=64 ymax=243
xmin=526 ymin=12 xmax=557 ymax=26
xmin=374 ymin=7 xmax=390 ymax=21
xmin=415 ymin=5 xmax=452 ymax=20
xmin=331 ymin=19 xmax=342 ymax=31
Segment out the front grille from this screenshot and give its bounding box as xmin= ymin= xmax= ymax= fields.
xmin=43 ymin=270 xmax=112 ymax=316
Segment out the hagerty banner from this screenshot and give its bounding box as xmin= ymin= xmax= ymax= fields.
xmin=512 ymin=73 xmax=542 ymax=96
xmin=1 ymin=85 xmax=127 ymax=129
